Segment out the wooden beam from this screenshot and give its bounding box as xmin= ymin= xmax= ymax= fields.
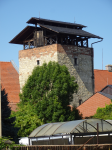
xmin=61 ymin=37 xmax=63 ymax=44
xmin=50 ymin=38 xmax=52 ymax=44
xmin=81 ymin=40 xmax=83 ymax=47
xmin=28 ymin=41 xmax=30 ymax=49
xmin=87 ymin=39 xmax=88 ymax=47
xmin=76 ymin=39 xmax=78 ymax=46
xmin=66 ymin=38 xmax=68 ymax=44
xmin=24 ymin=39 xmax=33 ymax=43
xmin=56 ymin=36 xmax=58 ymax=44
xmin=23 ymin=44 xmax=25 ymax=50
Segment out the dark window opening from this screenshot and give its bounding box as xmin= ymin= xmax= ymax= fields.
xmin=74 ymin=58 xmax=78 ymax=65
xmin=79 ymin=99 xmax=82 ymax=105
xmin=37 ymin=60 xmax=40 ymax=65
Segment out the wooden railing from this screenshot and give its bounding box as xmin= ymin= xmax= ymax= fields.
xmin=14 ymin=144 xmax=112 ymax=150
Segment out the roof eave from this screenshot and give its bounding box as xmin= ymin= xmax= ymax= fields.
xmin=26 ymin=17 xmax=87 ymax=28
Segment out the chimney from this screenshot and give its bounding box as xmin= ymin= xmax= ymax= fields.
xmin=105 ymin=65 xmax=112 ymax=72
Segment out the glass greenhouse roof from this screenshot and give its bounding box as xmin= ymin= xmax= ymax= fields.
xmin=29 ymin=119 xmax=112 ymax=138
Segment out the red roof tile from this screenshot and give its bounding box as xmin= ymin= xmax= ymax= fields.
xmin=94 ymin=70 xmax=112 ymax=93
xmin=0 ymin=61 xmax=20 ymax=111
xmin=77 ymin=92 xmax=112 ymax=118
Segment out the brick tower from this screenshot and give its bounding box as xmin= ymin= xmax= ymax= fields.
xmin=10 ymin=18 xmax=103 ymax=106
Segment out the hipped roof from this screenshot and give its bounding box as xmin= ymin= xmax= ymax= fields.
xmin=39 ymin=24 xmax=102 ymax=39
xmin=9 ymin=24 xmax=102 ymax=45
xmin=9 ymin=26 xmax=36 ymax=44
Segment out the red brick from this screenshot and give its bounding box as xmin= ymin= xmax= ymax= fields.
xmin=0 ymin=62 xmax=20 ymax=111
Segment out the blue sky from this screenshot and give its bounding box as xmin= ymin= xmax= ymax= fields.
xmin=0 ymin=0 xmax=112 ymax=70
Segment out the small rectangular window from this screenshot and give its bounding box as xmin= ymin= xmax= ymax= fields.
xmin=37 ymin=60 xmax=40 ymax=65
xmin=79 ymin=99 xmax=82 ymax=105
xmin=74 ymin=58 xmax=78 ymax=65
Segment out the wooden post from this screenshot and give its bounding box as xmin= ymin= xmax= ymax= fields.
xmin=66 ymin=38 xmax=68 ymax=44
xmin=49 ymin=136 xmax=50 ymax=145
xmin=70 ymin=134 xmax=72 ymax=145
xmin=61 ymin=37 xmax=63 ymax=44
xmin=97 ymin=123 xmax=99 ymax=145
xmin=76 ymin=39 xmax=78 ymax=46
xmin=50 ymin=38 xmax=52 ymax=45
xmin=71 ymin=39 xmax=74 ymax=45
xmin=28 ymin=41 xmax=30 ymax=49
xmin=56 ymin=36 xmax=58 ymax=44
xmin=23 ymin=44 xmax=25 ymax=50
xmin=28 ymin=138 xmax=30 ymax=145
xmin=86 ymin=39 xmax=88 ymax=47
xmin=81 ymin=40 xmax=83 ymax=47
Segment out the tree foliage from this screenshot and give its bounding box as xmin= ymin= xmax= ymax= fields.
xmin=1 ymin=88 xmax=18 ymax=143
xmin=93 ymin=103 xmax=112 ymax=120
xmin=11 ymin=102 xmax=43 ymax=137
xmin=12 ymin=62 xmax=81 ymax=137
xmin=0 ymin=137 xmax=19 ymax=150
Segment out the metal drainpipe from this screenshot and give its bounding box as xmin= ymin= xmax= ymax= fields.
xmin=91 ymin=38 xmax=103 ymax=94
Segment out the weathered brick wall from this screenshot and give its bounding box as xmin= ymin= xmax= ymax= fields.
xmin=19 ymin=44 xmax=58 ymax=91
xmin=57 ymin=44 xmax=94 ymax=106
xmin=19 ymin=44 xmax=94 ymax=106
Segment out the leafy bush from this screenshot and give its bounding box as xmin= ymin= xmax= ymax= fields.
xmin=93 ymin=103 xmax=112 ymax=119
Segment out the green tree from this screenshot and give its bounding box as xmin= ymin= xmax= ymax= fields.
xmin=12 ymin=62 xmax=81 ymax=137
xmin=11 ymin=102 xmax=43 ymax=137
xmin=1 ymin=88 xmax=19 ymax=143
xmin=93 ymin=103 xmax=112 ymax=120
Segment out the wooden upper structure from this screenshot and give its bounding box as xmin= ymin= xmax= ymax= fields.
xmin=9 ymin=17 xmax=103 ymax=49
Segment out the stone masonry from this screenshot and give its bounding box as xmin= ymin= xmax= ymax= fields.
xmin=19 ymin=44 xmax=94 ymax=106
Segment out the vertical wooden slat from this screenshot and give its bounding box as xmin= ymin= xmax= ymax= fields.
xmin=28 ymin=41 xmax=30 ymax=49
xmin=81 ymin=40 xmax=83 ymax=47
xmin=50 ymin=38 xmax=52 ymax=45
xmin=86 ymin=39 xmax=88 ymax=47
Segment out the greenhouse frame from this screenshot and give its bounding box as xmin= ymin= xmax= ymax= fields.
xmin=28 ymin=119 xmax=112 ymax=145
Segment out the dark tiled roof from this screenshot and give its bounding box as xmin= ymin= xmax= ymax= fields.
xmin=99 ymin=92 xmax=112 ymax=99
xmin=108 ymin=85 xmax=112 ymax=88
xmin=39 ymin=24 xmax=102 ymax=39
xmin=10 ymin=18 xmax=103 ymax=44
xmin=100 ymin=85 xmax=112 ymax=92
xmin=9 ymin=24 xmax=102 ymax=45
xmin=9 ymin=26 xmax=36 ymax=44
xmin=27 ymin=17 xmax=86 ymax=28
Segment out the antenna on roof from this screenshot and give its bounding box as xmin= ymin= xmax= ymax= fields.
xmin=39 ymin=12 xmax=40 ymax=18
xmin=74 ymin=17 xmax=75 ymax=23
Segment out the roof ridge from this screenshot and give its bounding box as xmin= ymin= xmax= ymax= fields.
xmin=98 ymin=92 xmax=112 ymax=99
